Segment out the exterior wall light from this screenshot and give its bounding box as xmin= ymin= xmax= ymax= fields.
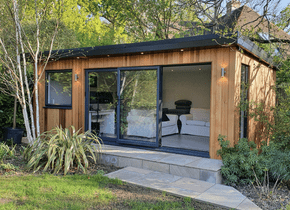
xmin=75 ymin=74 xmax=79 ymax=82
xmin=221 ymin=68 xmax=226 ymax=77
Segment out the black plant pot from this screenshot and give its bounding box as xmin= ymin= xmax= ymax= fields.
xmin=2 ymin=127 xmax=24 ymax=144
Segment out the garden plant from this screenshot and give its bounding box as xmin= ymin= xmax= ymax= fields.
xmin=23 ymin=126 xmax=102 ymax=175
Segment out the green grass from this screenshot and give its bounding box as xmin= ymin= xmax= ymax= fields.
xmin=125 ymin=200 xmax=195 ymax=210
xmin=0 ymin=173 xmax=202 ymax=210
xmin=0 ymin=173 xmax=122 ymax=210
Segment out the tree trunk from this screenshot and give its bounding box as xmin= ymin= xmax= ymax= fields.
xmin=13 ymin=96 xmax=17 ymax=129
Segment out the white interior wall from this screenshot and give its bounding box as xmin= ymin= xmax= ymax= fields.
xmin=163 ymin=65 xmax=211 ymax=109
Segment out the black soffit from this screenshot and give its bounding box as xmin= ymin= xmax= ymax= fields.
xmin=45 ymin=32 xmax=274 ymax=67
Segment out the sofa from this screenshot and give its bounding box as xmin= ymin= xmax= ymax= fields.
xmin=180 ymin=108 xmax=210 ymax=137
xmin=126 ymin=109 xmax=178 ymax=138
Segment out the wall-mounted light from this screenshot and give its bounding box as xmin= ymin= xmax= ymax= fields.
xmin=141 ymin=52 xmax=144 ymax=55
xmin=180 ymin=49 xmax=184 ymax=52
xmin=75 ymin=74 xmax=79 ymax=82
xmin=221 ymin=68 xmax=226 ymax=77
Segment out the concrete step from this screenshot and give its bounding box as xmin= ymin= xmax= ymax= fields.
xmin=105 ymin=166 xmax=261 ymax=210
xmin=97 ymin=144 xmax=223 ymax=184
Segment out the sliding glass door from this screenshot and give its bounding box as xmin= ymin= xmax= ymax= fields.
xmin=85 ymin=66 xmax=161 ymax=147
xmin=117 ymin=67 xmax=161 ymax=147
xmin=86 ymin=70 xmax=117 ymax=139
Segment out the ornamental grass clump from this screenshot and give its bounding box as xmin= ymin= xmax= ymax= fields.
xmin=23 ymin=126 xmax=102 ymax=175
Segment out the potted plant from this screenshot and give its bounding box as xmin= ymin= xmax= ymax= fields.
xmin=2 ymin=96 xmax=24 ymax=144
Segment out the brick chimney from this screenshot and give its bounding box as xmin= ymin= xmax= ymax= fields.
xmin=227 ymin=0 xmax=241 ymax=15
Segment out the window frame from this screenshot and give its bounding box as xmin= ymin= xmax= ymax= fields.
xmin=240 ymin=64 xmax=249 ymax=139
xmin=45 ymin=69 xmax=72 ymax=109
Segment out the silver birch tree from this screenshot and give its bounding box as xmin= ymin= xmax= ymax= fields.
xmin=0 ymin=0 xmax=61 ymax=144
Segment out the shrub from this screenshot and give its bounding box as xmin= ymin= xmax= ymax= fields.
xmin=217 ymin=135 xmax=266 ymax=186
xmin=23 ymin=126 xmax=102 ymax=175
xmin=0 ymin=142 xmax=16 ymax=163
xmin=218 ymin=135 xmax=290 ymax=188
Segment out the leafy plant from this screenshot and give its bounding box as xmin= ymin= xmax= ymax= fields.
xmin=218 ymin=134 xmax=290 ymax=198
xmin=0 ymin=142 xmax=16 ymax=163
xmin=0 ymin=163 xmax=18 ymax=172
xmin=217 ymin=135 xmax=265 ymax=186
xmin=23 ymin=126 xmax=102 ymax=175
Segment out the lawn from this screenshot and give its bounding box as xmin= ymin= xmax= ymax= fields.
xmin=0 ymin=172 xmax=218 ymax=210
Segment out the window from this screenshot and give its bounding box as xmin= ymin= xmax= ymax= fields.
xmin=45 ymin=70 xmax=72 ymax=108
xmin=240 ymin=64 xmax=249 ymax=139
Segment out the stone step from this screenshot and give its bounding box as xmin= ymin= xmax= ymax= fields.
xmin=105 ymin=166 xmax=261 ymax=210
xmin=97 ymin=144 xmax=223 ymax=184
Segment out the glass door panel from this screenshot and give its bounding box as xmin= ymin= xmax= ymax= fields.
xmin=118 ymin=67 xmax=160 ymax=147
xmin=88 ymin=71 xmax=117 ymax=138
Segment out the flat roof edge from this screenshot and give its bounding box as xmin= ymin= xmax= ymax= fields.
xmin=236 ymin=32 xmax=275 ymax=68
xmin=47 ymin=34 xmax=237 ymax=59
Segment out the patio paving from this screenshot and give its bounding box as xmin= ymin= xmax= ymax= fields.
xmin=97 ymin=144 xmax=223 ymax=184
xmin=106 ymin=166 xmax=261 ymax=210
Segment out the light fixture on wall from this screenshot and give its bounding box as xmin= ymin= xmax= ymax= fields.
xmin=75 ymin=74 xmax=79 ymax=82
xmin=221 ymin=68 xmax=226 ymax=77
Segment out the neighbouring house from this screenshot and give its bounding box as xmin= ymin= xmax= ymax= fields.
xmin=38 ymin=33 xmax=276 ymax=159
xmin=182 ymin=0 xmax=290 ymax=57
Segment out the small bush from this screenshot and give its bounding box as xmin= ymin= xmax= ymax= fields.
xmin=23 ymin=126 xmax=102 ymax=175
xmin=0 ymin=163 xmax=18 ymax=172
xmin=218 ymin=135 xmax=290 ymax=187
xmin=217 ymin=135 xmax=265 ymax=186
xmin=0 ymin=142 xmax=16 ymax=163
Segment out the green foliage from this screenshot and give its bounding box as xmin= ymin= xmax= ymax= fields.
xmin=23 ymin=126 xmax=102 ymax=175
xmin=0 ymin=142 xmax=16 ymax=163
xmin=81 ymin=0 xmax=200 ymax=43
xmin=0 ymin=93 xmax=24 ymax=139
xmin=218 ymin=135 xmax=290 ymax=186
xmin=0 ymin=163 xmax=18 ymax=172
xmin=217 ymin=135 xmax=265 ymax=186
xmin=276 ymin=4 xmax=290 ymax=33
xmin=270 ymin=84 xmax=290 ymax=150
xmin=276 ymin=60 xmax=290 ymax=85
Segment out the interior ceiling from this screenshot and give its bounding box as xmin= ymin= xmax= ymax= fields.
xmin=163 ymin=64 xmax=211 ymax=72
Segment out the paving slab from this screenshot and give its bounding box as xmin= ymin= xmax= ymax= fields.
xmin=195 ymin=184 xmax=246 ymax=209
xmin=98 ymin=144 xmax=223 ymax=184
xmin=143 ymin=160 xmax=170 ymax=173
xmin=105 ymin=167 xmax=261 ymax=210
xmin=236 ymin=198 xmax=262 ymax=210
xmin=170 ymin=165 xmax=200 ymax=179
xmin=171 ymin=177 xmax=215 ymax=193
xmin=158 ymin=154 xmax=201 ymax=166
xmin=124 ymin=166 xmax=153 ymax=174
xmin=186 ymin=158 xmax=223 ymax=171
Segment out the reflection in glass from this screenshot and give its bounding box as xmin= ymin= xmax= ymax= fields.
xmin=46 ymin=71 xmax=72 ymax=106
xmin=88 ymin=71 xmax=117 ymax=138
xmin=120 ymin=70 xmax=157 ymax=142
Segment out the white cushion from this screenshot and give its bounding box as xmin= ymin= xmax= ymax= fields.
xmin=186 ymin=120 xmax=206 ymax=126
xmin=162 ymin=121 xmax=176 ymax=128
xmin=190 ymin=108 xmax=210 ymax=122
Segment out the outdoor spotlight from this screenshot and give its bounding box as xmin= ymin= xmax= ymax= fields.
xmin=75 ymin=74 xmax=79 ymax=82
xmin=221 ymin=68 xmax=226 ymax=77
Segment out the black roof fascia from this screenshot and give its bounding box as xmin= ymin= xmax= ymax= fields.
xmin=45 ymin=32 xmax=275 ymax=68
xmin=46 ymin=34 xmax=237 ymax=60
